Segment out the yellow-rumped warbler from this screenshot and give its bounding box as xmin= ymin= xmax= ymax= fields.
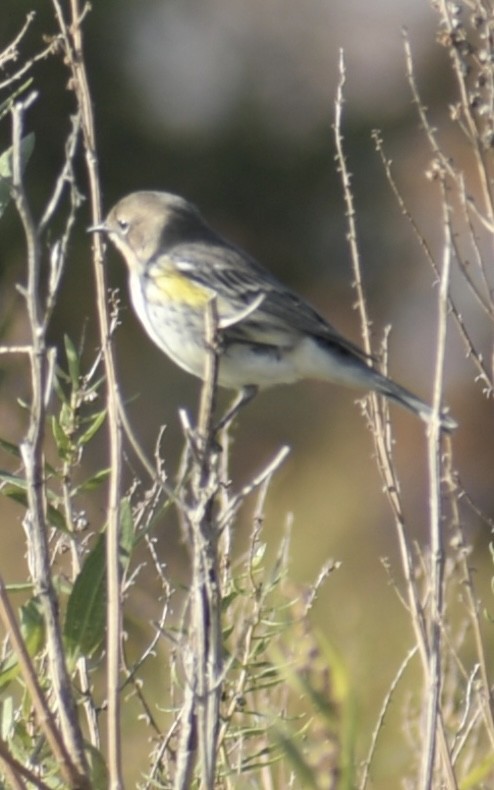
xmin=90 ymin=190 xmax=456 ymax=431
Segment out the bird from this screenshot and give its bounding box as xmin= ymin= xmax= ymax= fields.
xmin=90 ymin=190 xmax=457 ymax=432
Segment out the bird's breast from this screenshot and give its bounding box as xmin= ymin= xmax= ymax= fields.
xmin=147 ymin=271 xmax=212 ymax=308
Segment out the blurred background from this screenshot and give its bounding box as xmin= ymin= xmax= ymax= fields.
xmin=1 ymin=1 xmax=493 ymax=786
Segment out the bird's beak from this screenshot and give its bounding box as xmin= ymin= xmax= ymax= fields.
xmin=87 ymin=221 xmax=108 ymax=234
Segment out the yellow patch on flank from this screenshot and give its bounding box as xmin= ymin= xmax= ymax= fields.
xmin=151 ymin=272 xmax=212 ymax=307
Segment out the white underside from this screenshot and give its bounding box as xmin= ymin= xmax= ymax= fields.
xmin=130 ymin=273 xmax=376 ymax=390
xmin=126 ymin=273 xmax=460 ymax=427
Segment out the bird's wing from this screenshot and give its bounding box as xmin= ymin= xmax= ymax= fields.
xmin=166 ymin=242 xmax=372 ymax=361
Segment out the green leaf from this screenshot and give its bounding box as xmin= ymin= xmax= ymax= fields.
xmin=119 ymin=497 xmax=135 ymax=576
xmin=46 ymin=504 xmax=67 ymax=532
xmin=251 ymin=542 xmax=267 ymax=568
xmin=64 ymin=534 xmax=106 ymax=662
xmin=221 ymin=589 xmax=240 ymax=612
xmin=86 ymin=743 xmax=109 ymax=790
xmin=53 ymin=368 xmax=70 ymax=403
xmin=460 ymin=752 xmax=494 ymax=789
xmin=0 ymin=475 xmax=29 ymax=509
xmin=0 ymin=472 xmax=25 ymax=488
xmin=51 ymin=414 xmax=71 ymax=455
xmin=0 ymin=80 xmax=33 ymax=122
xmin=272 ymin=728 xmax=319 ymax=788
xmin=0 ymin=437 xmax=21 ymax=459
xmin=0 ymin=658 xmax=20 ymax=691
xmin=73 ymin=468 xmax=111 ymax=494
xmin=0 ymin=598 xmax=45 ymax=691
xmin=0 ymin=473 xmax=68 ymax=533
xmin=64 ymin=335 xmax=80 ymax=388
xmin=79 ymin=409 xmax=106 ymax=446
xmin=0 ymin=696 xmax=14 ymax=740
xmin=0 ymin=132 xmax=35 ymax=218
xmin=59 ymin=400 xmax=73 ymax=435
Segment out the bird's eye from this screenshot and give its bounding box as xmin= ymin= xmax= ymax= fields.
xmin=117 ymin=218 xmax=129 ymax=234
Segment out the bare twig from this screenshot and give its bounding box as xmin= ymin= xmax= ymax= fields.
xmin=420 ymin=179 xmax=453 ymax=789
xmin=0 ymin=345 xmax=32 ymax=355
xmin=359 ymin=647 xmax=418 ymax=789
xmin=371 ymin=129 xmax=494 ymax=397
xmin=0 ymin=578 xmax=83 ymax=787
xmin=445 ymin=463 xmax=494 ymax=747
xmin=39 ymin=112 xmax=82 ymax=233
xmin=334 ymin=53 xmax=426 ymax=658
xmin=190 ymin=298 xmax=223 ymax=788
xmin=435 ymin=2 xmax=494 ymax=224
xmin=0 ymin=17 xmax=55 ymax=92
xmin=11 ymin=97 xmax=89 ymax=782
xmin=48 ymin=2 xmax=125 ymax=784
xmin=0 ymin=13 xmax=35 ymax=70
xmin=0 ymin=735 xmax=53 ymax=790
xmin=218 ymin=445 xmax=290 ymax=531
xmin=334 ymin=50 xmax=372 ymax=358
xmin=334 ymin=49 xmax=457 ymax=789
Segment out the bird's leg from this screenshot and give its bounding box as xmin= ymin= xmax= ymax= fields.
xmin=215 ymin=385 xmax=258 ymax=432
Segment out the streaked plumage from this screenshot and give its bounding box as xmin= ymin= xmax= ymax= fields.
xmin=91 ymin=191 xmax=456 ymax=431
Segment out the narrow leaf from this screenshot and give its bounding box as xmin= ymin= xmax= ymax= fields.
xmin=0 ymin=598 xmax=45 ymax=690
xmin=273 ymin=728 xmax=319 ymax=788
xmin=0 ymin=438 xmax=21 ymax=459
xmin=64 ymin=534 xmax=106 ymax=660
xmin=0 ymin=80 xmax=33 ymax=121
xmin=64 ymin=335 xmax=80 ymax=387
xmin=79 ymin=409 xmax=106 ymax=446
xmin=73 ymin=468 xmax=111 ymax=493
xmin=51 ymin=414 xmax=70 ymax=454
xmin=0 ymin=133 xmax=35 ymax=218
xmin=0 ymin=475 xmax=67 ymax=533
xmin=119 ymin=497 xmax=135 ymax=576
xmin=86 ymin=743 xmax=110 ymax=790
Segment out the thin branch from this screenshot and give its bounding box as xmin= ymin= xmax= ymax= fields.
xmin=217 ymin=445 xmax=290 ymax=531
xmin=445 ymin=463 xmax=494 ymax=747
xmin=191 ymin=297 xmax=223 ymax=788
xmin=435 ymin=2 xmax=494 ymax=224
xmin=0 ymin=578 xmax=82 ymax=787
xmin=359 ymin=647 xmax=418 ymax=789
xmin=333 ymin=50 xmax=372 ymax=358
xmin=0 ymin=38 xmax=55 ymax=92
xmin=11 ymin=97 xmax=89 ymax=782
xmin=0 ymin=13 xmax=35 ymax=70
xmin=49 ymin=2 xmax=125 ymax=784
xmin=334 ymin=53 xmax=427 ymax=661
xmin=0 ymin=345 xmax=32 ymax=355
xmin=420 ymin=179 xmax=453 ymax=789
xmin=39 ymin=112 xmax=82 ymax=233
xmin=0 ymin=736 xmax=54 ymax=790
xmin=334 ymin=49 xmax=457 ymax=789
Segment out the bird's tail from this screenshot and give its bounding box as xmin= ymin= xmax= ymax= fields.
xmin=371 ymin=370 xmax=457 ymax=433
